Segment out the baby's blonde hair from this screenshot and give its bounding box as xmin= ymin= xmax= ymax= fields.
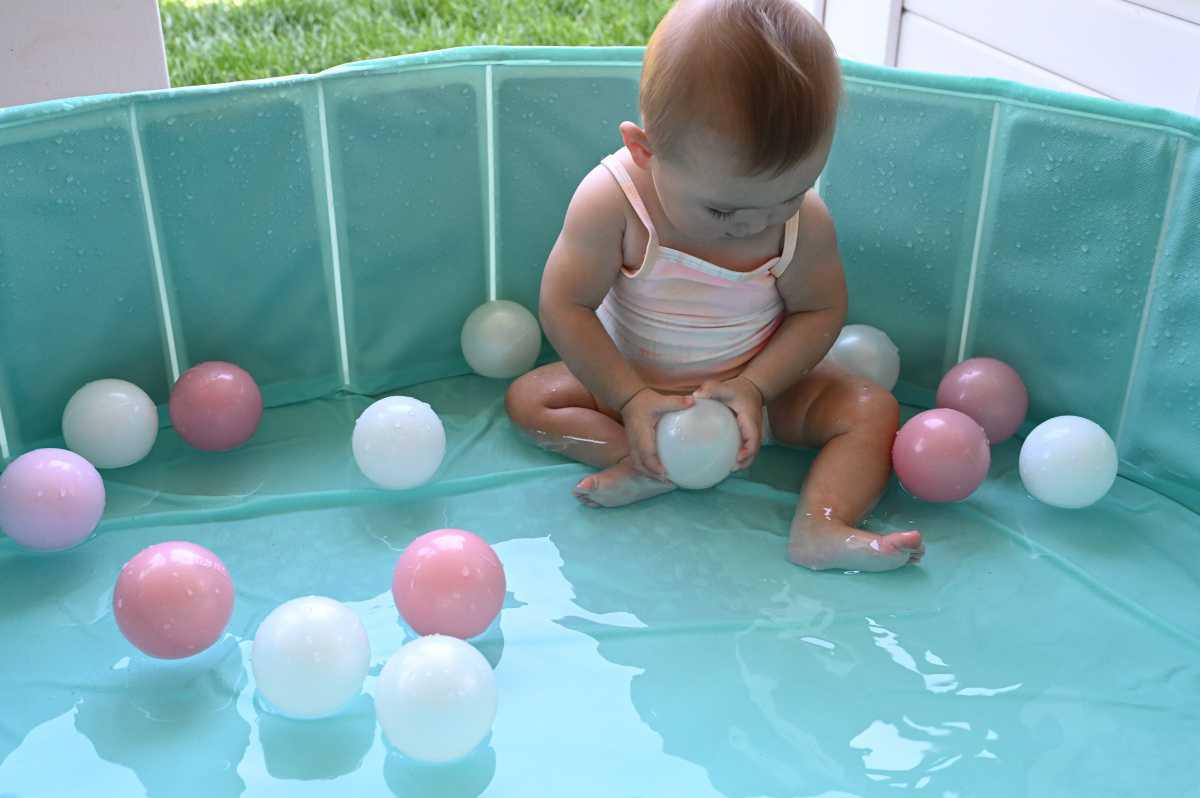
xmin=640 ymin=0 xmax=842 ymax=175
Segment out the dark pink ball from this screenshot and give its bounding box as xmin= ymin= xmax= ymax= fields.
xmin=392 ymin=529 xmax=506 ymax=640
xmin=892 ymin=409 xmax=991 ymax=503
xmin=169 ymin=361 xmax=263 ymax=451
xmin=113 ymin=541 xmax=235 ymax=659
xmin=936 ymin=357 xmax=1028 ymax=444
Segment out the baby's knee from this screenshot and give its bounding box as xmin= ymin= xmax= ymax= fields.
xmin=504 ymin=374 xmax=542 ymax=429
xmin=845 ymin=379 xmax=900 ymax=431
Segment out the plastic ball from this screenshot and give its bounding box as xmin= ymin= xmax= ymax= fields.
xmin=936 ymin=358 xmax=1028 ymax=444
xmin=656 ymin=399 xmax=741 ymax=490
xmin=393 ymin=529 xmax=506 ymax=639
xmin=376 ymin=635 xmax=497 ymax=763
xmin=252 ymin=596 xmax=370 ymax=719
xmin=168 ymin=361 xmax=263 ymax=452
xmin=113 ymin=541 xmax=234 ymax=659
xmin=62 ymin=379 xmax=159 ymax=468
xmin=352 ymin=396 xmax=446 ymax=490
xmin=1019 ymin=416 xmax=1117 ymax=509
xmin=0 ymin=448 xmax=106 ymax=551
xmin=892 ymin=409 xmax=990 ymax=502
xmin=822 ymin=324 xmax=901 ymax=391
xmin=461 ymin=300 xmax=542 ymax=379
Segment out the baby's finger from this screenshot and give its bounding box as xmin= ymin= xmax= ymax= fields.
xmin=632 ymin=424 xmax=667 ymax=480
xmin=645 ymin=452 xmax=669 ymax=482
xmin=734 ymin=415 xmax=760 ymax=467
xmin=626 ymin=447 xmax=646 ymax=477
xmin=655 ymin=394 xmax=695 ymax=416
xmin=691 ymin=380 xmax=723 ymax=401
xmin=737 ymin=438 xmax=761 ymax=470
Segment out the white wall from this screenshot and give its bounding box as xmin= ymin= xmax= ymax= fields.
xmin=817 ymin=0 xmax=1200 ymax=115
xmin=0 ymin=0 xmax=169 ymax=108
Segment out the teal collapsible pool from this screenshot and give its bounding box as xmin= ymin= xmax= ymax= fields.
xmin=0 ymin=47 xmax=1197 ymax=797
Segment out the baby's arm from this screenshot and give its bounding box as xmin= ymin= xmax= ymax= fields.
xmin=539 ymin=167 xmax=693 ymax=478
xmin=740 ymin=192 xmax=848 ymax=400
xmin=539 ymin=166 xmax=645 ymax=412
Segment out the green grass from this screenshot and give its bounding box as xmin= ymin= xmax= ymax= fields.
xmin=161 ymin=0 xmax=670 ymax=87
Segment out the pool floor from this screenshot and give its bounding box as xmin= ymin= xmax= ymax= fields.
xmin=0 ymin=376 xmax=1197 ymax=797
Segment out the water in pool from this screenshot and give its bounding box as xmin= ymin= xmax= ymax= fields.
xmin=1 ymin=377 xmax=1196 ymax=797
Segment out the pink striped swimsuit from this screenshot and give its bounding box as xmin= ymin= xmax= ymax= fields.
xmin=596 ymin=150 xmax=800 ymax=392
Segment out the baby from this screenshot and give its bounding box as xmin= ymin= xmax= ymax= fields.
xmin=506 ymin=0 xmax=924 ymax=572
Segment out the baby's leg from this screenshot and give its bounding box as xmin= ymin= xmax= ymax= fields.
xmin=768 ymin=366 xmax=924 ymax=572
xmin=505 ymin=363 xmax=674 ymax=508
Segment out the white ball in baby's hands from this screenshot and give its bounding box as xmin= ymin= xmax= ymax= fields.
xmin=821 ymin=324 xmax=901 ymax=391
xmin=656 ymin=399 xmax=741 ymax=490
xmin=461 ymin=300 xmax=542 ymax=379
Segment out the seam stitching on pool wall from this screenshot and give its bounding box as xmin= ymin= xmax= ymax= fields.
xmin=485 ymin=65 xmax=498 ymax=301
xmin=316 ymin=82 xmax=352 ymax=388
xmin=0 ymin=401 xmax=10 ymax=460
xmin=956 ymin=102 xmax=1002 ymax=364
xmin=129 ymin=103 xmax=182 ymax=385
xmin=1115 ymin=136 xmax=1186 ymax=455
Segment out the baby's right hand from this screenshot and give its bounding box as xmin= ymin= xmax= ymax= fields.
xmin=620 ymin=388 xmax=695 ymax=481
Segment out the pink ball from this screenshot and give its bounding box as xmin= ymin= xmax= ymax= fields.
xmin=169 ymin=361 xmax=263 ymax=452
xmin=113 ymin=541 xmax=235 ymax=659
xmin=892 ymin=409 xmax=991 ymax=503
xmin=0 ymin=448 xmax=105 ymax=551
xmin=936 ymin=357 xmax=1028 ymax=444
xmin=392 ymin=529 xmax=506 ymax=640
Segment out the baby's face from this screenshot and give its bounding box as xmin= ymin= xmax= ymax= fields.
xmin=650 ymin=130 xmax=832 ymax=241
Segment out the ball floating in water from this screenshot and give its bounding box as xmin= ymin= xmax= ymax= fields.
xmin=252 ymin=596 xmax=370 ymax=719
xmin=169 ymin=361 xmax=263 ymax=452
xmin=892 ymin=409 xmax=990 ymax=502
xmin=62 ymin=379 xmax=159 ymax=469
xmin=1019 ymin=416 xmax=1117 ymax=509
xmin=656 ymin=398 xmax=741 ymax=490
xmin=823 ymin=324 xmax=901 ymax=391
xmin=936 ymin=358 xmax=1028 ymax=444
xmin=376 ymin=635 xmax=498 ymax=763
xmin=352 ymin=396 xmax=446 ymax=490
xmin=461 ymin=300 xmax=542 ymax=379
xmin=0 ymin=448 xmax=106 ymax=551
xmin=113 ymin=541 xmax=234 ymax=659
xmin=393 ymin=529 xmax=506 ymax=639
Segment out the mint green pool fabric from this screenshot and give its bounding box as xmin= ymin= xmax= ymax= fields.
xmin=1 ymin=48 xmax=1198 ymax=797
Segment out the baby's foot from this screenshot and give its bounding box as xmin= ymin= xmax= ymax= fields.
xmin=574 ymin=459 xmax=676 ymax=508
xmin=788 ymin=516 xmax=924 ymax=572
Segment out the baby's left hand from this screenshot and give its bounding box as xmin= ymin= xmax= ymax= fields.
xmin=693 ymin=376 xmax=764 ymax=471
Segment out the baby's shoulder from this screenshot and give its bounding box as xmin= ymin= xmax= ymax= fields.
xmin=796 ymin=190 xmax=834 ymax=233
xmin=560 ymin=164 xmax=630 ymax=242
xmin=791 ymin=190 xmax=837 ymax=252
xmin=777 ymin=191 xmax=841 ymax=286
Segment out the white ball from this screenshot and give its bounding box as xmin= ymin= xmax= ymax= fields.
xmin=461 ymin=300 xmax=542 ymax=379
xmin=822 ymin=324 xmax=901 ymax=391
xmin=252 ymin=596 xmax=370 ymax=719
xmin=1019 ymin=416 xmax=1117 ymax=509
xmin=656 ymin=398 xmax=741 ymax=490
xmin=62 ymin=379 xmax=158 ymax=469
xmin=352 ymin=396 xmax=446 ymax=490
xmin=375 ymin=635 xmax=497 ymax=763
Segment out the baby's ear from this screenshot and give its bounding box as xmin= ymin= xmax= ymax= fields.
xmin=620 ymin=122 xmax=654 ymax=168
